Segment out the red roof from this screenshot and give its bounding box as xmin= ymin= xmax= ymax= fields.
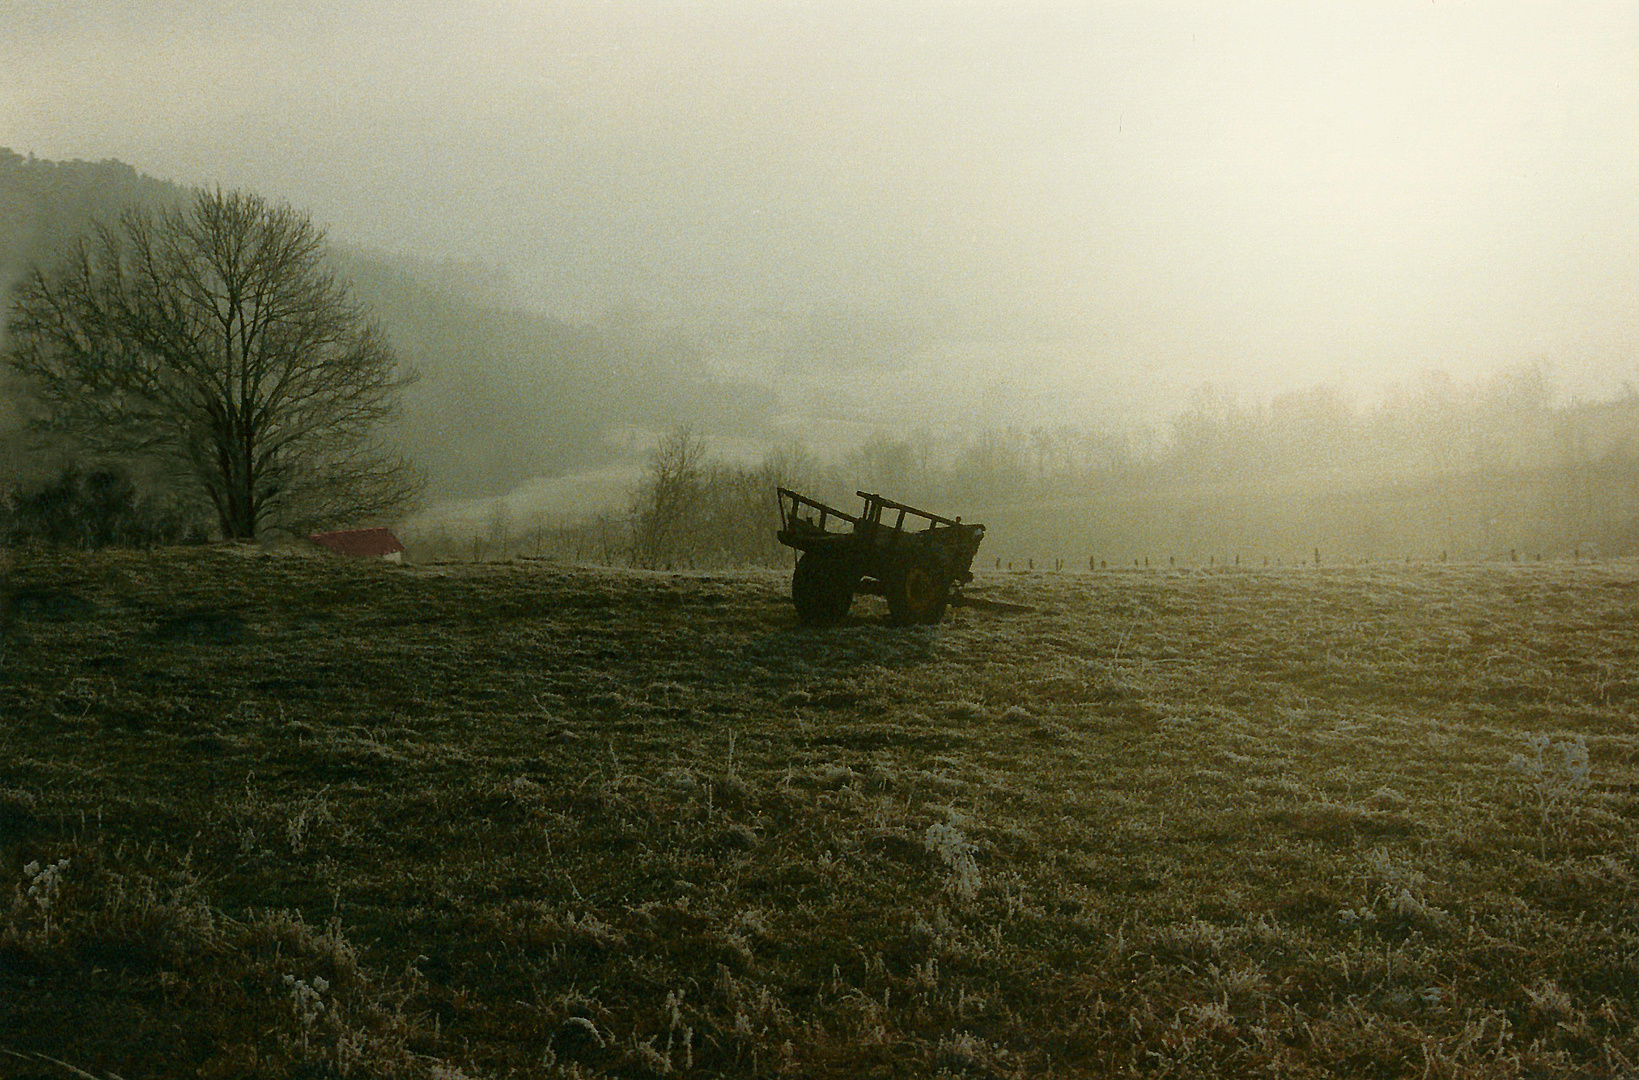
xmin=309 ymin=527 xmax=406 ymax=558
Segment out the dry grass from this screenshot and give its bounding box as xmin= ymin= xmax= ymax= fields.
xmin=4 ymin=547 xmax=1639 ymax=1077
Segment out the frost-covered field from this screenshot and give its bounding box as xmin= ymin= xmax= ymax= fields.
xmin=4 ymin=549 xmax=1639 ymax=1078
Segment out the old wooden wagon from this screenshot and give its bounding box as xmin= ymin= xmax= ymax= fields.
xmin=775 ymin=488 xmax=986 ymax=625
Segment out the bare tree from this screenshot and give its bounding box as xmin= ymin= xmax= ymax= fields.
xmin=3 ymin=188 xmax=421 ymax=539
xmin=591 ymin=510 xmax=627 ymax=566
xmin=629 ymin=426 xmax=706 ymax=568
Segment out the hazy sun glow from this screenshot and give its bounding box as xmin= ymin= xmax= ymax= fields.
xmin=3 ymin=1 xmax=1637 ymax=419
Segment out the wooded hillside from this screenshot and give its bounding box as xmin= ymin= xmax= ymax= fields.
xmin=0 ymin=150 xmax=761 ymax=502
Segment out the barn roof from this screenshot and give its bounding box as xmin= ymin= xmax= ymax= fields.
xmin=309 ymin=527 xmax=406 ymax=558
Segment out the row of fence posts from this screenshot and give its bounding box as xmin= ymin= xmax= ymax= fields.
xmin=987 ymin=547 xmax=1579 ymax=573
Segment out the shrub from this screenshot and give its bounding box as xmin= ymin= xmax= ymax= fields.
xmin=627 ymin=428 xmax=797 ymax=569
xmin=1 ymin=464 xmax=208 ymax=548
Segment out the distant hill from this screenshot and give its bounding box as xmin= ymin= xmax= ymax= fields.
xmin=0 ymin=149 xmax=187 ymax=293
xmin=0 ymin=149 xmax=764 ymax=500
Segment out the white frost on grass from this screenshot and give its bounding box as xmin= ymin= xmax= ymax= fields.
xmin=1510 ymin=732 xmax=1594 ymax=852
xmin=924 ymin=816 xmax=982 ymax=900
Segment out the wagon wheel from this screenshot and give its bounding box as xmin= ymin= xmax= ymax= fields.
xmin=887 ymin=560 xmax=951 ymax=625
xmin=792 ymin=553 xmax=856 ymax=626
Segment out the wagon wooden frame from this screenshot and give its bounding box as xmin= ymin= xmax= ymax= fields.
xmin=775 ymin=487 xmax=986 ymax=625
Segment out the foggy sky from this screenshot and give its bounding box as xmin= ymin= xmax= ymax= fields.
xmin=4 ymin=1 xmax=1638 ymax=423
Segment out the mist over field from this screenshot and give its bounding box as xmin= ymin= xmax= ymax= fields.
xmin=4 ymin=2 xmax=1639 ymax=560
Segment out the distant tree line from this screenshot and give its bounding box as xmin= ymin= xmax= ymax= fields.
xmin=588 ymin=365 xmax=1639 ymax=568
xmin=785 ymin=362 xmax=1616 ymax=503
xmin=1141 ymin=366 xmax=1639 ymax=557
xmin=1159 ymin=366 xmax=1567 ymax=481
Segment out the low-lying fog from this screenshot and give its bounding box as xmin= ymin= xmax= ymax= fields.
xmin=5 ymin=2 xmax=1639 ymax=556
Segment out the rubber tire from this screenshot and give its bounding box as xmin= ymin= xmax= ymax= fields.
xmin=887 ymin=561 xmax=951 ymax=625
xmin=792 ymin=553 xmax=856 ymax=626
